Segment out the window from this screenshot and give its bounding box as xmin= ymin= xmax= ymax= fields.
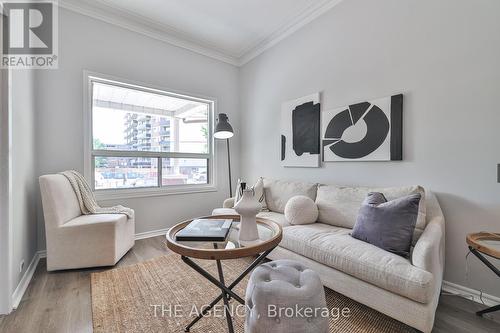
xmin=85 ymin=73 xmax=215 ymax=197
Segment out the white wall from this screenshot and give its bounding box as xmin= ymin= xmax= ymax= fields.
xmin=10 ymin=69 xmax=38 ymax=298
xmin=35 ymin=8 xmax=239 ymax=248
xmin=0 ymin=69 xmax=12 ymax=314
xmin=239 ymin=0 xmax=500 ymax=297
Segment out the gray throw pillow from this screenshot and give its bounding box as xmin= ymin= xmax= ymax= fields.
xmin=351 ymin=192 xmax=421 ymax=258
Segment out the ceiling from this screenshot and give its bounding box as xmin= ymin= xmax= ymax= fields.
xmin=59 ymin=0 xmax=343 ymax=66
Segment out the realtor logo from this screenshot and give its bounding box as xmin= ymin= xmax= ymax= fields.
xmin=1 ymin=0 xmax=58 ymax=68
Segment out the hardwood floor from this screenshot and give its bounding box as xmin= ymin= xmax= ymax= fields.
xmin=0 ymin=236 xmax=498 ymax=333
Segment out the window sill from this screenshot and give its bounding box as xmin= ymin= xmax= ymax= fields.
xmin=94 ymin=184 xmax=218 ymax=201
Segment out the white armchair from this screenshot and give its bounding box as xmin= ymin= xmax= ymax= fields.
xmin=39 ymin=174 xmax=135 ymax=271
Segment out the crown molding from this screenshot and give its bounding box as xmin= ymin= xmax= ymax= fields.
xmin=58 ymin=0 xmax=344 ymax=67
xmin=237 ymin=0 xmax=344 ymax=65
xmin=58 ymin=0 xmax=239 ymax=66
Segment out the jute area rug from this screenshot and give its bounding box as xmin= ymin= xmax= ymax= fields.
xmin=91 ymin=254 xmax=415 ymax=332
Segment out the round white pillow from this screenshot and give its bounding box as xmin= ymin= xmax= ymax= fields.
xmin=284 ymin=195 xmax=318 ymax=225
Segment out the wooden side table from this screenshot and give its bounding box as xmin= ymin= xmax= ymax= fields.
xmin=466 ymin=232 xmax=500 ymax=316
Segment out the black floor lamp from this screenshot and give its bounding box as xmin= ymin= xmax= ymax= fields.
xmin=214 ymin=113 xmax=234 ymax=198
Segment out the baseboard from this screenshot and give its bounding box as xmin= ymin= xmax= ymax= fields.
xmin=11 ymin=250 xmax=45 ymax=309
xmin=442 ymin=280 xmax=500 ymax=307
xmin=134 ymin=228 xmax=170 ymax=240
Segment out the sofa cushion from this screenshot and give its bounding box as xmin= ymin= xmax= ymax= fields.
xmin=284 ymin=195 xmax=318 ymax=225
xmin=63 ymin=213 xmax=127 ymax=227
xmin=212 ymin=208 xmax=291 ymax=228
xmin=263 ymin=178 xmax=318 ymax=213
xmin=279 ymin=223 xmax=433 ymax=303
xmin=235 ymin=177 xmax=268 ymax=211
xmin=315 ymin=185 xmax=426 ymax=242
xmin=352 ymin=192 xmax=421 ymax=258
xmin=257 ymin=211 xmax=291 ymax=228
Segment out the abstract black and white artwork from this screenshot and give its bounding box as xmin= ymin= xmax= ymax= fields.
xmin=281 ymin=93 xmax=321 ymax=167
xmin=322 ymin=94 xmax=403 ymax=161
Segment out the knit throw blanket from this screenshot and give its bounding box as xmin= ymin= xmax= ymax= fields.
xmin=60 ymin=170 xmax=134 ymax=219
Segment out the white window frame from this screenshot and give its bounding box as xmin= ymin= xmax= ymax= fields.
xmin=83 ymin=71 xmax=217 ymax=200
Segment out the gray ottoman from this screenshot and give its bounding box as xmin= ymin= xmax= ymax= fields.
xmin=245 ymin=259 xmax=328 ymax=333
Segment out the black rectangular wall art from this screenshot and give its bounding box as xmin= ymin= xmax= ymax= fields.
xmin=322 ymin=94 xmax=403 ymax=161
xmin=281 ymin=93 xmax=321 ymax=167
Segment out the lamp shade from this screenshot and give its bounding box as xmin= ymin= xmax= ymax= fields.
xmin=214 ymin=113 xmax=234 ymax=139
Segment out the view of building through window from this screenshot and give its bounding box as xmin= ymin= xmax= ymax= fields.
xmin=91 ymin=80 xmax=212 ymax=190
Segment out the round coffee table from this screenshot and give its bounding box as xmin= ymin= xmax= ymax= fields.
xmin=166 ymin=215 xmax=282 ymax=333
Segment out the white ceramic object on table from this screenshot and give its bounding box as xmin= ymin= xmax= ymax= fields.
xmin=234 ymin=188 xmax=261 ymax=243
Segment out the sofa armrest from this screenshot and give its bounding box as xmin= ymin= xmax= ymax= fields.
xmin=412 ymin=195 xmax=445 ymax=279
xmin=223 ymin=197 xmax=235 ymax=208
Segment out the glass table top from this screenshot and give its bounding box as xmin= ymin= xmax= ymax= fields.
xmin=476 ymin=239 xmax=500 ymax=251
xmin=467 ymin=232 xmax=500 ymax=259
xmin=172 ymin=221 xmax=276 ymax=250
xmin=166 ymin=215 xmax=283 ymax=260
xmin=174 ymin=221 xmax=276 ymax=250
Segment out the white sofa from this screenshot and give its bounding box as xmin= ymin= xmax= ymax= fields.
xmin=213 ymin=178 xmax=445 ymax=333
xmin=39 ymin=174 xmax=135 ymax=271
